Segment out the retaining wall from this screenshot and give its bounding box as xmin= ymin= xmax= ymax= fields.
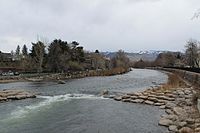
xmin=150 ymin=67 xmax=200 ymax=86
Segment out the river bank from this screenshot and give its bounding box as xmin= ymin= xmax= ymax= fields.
xmin=113 ymin=72 xmax=200 ymax=133
xmin=0 ymin=67 xmax=130 ymax=84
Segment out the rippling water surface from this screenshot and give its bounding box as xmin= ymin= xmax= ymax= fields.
xmin=0 ymin=69 xmax=168 ymax=133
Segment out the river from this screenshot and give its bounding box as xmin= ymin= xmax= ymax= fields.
xmin=0 ymin=69 xmax=168 ymax=133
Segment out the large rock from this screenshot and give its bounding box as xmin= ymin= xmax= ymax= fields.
xmin=154 ymin=102 xmax=165 ymax=106
xmin=178 ymin=122 xmax=187 ymax=128
xmin=0 ymin=90 xmax=36 ymax=102
xmin=165 ymin=109 xmax=174 ymax=115
xmin=144 ymin=100 xmax=154 ymax=105
xmin=138 ymin=95 xmax=148 ymax=100
xmin=122 ymin=99 xmax=131 ymax=102
xmin=101 ymin=89 xmax=109 ymax=95
xmin=168 ymin=125 xmax=178 ymax=132
xmin=165 ymin=102 xmax=176 ymax=109
xmin=130 ymin=99 xmax=144 ymax=103
xmin=58 ymin=80 xmax=66 ymax=84
xmin=179 ymin=127 xmax=194 ymax=133
xmin=173 ymin=107 xmax=186 ymax=116
xmin=114 ymin=96 xmax=122 ymax=101
xmin=186 ymin=118 xmax=195 ymax=124
xmin=159 ymin=118 xmax=173 ymax=127
xmin=147 ymin=97 xmax=158 ymax=102
xmin=130 ymin=96 xmax=138 ymax=100
xmin=121 ymin=95 xmax=131 ymax=99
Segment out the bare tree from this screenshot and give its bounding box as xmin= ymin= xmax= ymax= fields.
xmin=185 ymin=39 xmax=200 ymax=68
xmin=192 ymin=9 xmax=200 ymax=20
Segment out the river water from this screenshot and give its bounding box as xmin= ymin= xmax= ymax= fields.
xmin=0 ymin=69 xmax=168 ymax=133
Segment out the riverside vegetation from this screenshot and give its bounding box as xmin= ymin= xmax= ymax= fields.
xmin=113 ymin=73 xmax=200 ymax=133
xmin=0 ymin=39 xmax=130 ymax=102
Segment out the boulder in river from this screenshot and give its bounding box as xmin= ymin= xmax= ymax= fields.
xmin=58 ymin=80 xmax=66 ymax=84
xmin=0 ymin=90 xmax=36 ymax=102
xmin=101 ymin=89 xmax=109 ymax=95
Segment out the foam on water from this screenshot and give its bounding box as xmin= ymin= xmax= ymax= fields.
xmin=9 ymin=94 xmax=106 ymax=119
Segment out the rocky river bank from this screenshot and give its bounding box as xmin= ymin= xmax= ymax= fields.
xmin=113 ymin=85 xmax=200 ymax=133
xmin=0 ymin=90 xmax=36 ymax=102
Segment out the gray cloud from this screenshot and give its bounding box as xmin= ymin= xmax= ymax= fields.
xmin=0 ymin=0 xmax=200 ymax=52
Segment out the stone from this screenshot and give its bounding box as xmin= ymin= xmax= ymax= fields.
xmin=159 ymin=118 xmax=173 ymax=127
xmin=178 ymin=122 xmax=187 ymax=128
xmin=155 ymin=102 xmax=165 ymax=106
xmin=58 ymin=80 xmax=66 ymax=84
xmin=195 ymin=123 xmax=200 ymax=128
xmin=177 ymin=90 xmax=185 ymax=95
xmin=144 ymin=100 xmax=154 ymax=105
xmin=160 ymin=105 xmax=166 ymax=109
xmin=157 ymin=99 xmax=168 ymax=104
xmin=147 ymin=97 xmax=158 ymax=102
xmin=162 ymin=115 xmax=178 ymax=121
xmin=130 ymin=99 xmax=144 ymax=103
xmin=186 ymin=118 xmax=195 ymax=124
xmin=16 ymin=95 xmax=27 ymax=100
xmin=130 ymin=96 xmax=138 ymax=100
xmin=184 ymin=90 xmax=191 ymax=95
xmin=0 ymin=97 xmax=7 ymax=101
xmin=165 ymin=93 xmax=175 ymax=98
xmin=138 ymin=95 xmax=148 ymax=100
xmin=195 ymin=127 xmax=200 ymax=132
xmin=156 ymin=95 xmax=175 ymax=101
xmin=165 ymin=109 xmax=174 ymax=115
xmin=127 ymin=92 xmax=141 ymax=96
xmin=179 ymin=127 xmax=194 ymax=133
xmin=168 ymin=125 xmax=178 ymax=132
xmin=121 ymin=95 xmax=131 ymax=99
xmin=173 ymin=107 xmax=186 ymax=116
xmin=122 ymin=99 xmax=131 ymax=102
xmin=101 ymin=89 xmax=109 ymax=95
xmin=114 ymin=96 xmax=122 ymax=101
xmin=0 ymin=90 xmax=36 ymax=102
xmin=142 ymin=92 xmax=149 ymax=96
xmin=7 ymin=95 xmax=17 ymax=100
xmin=165 ymin=102 xmax=176 ymax=109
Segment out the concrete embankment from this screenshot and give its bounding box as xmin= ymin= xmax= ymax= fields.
xmin=0 ymin=90 xmax=36 ymax=102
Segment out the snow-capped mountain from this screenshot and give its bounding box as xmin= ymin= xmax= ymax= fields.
xmin=102 ymin=50 xmax=167 ymax=62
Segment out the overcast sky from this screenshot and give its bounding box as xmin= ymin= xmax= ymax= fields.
xmin=0 ymin=0 xmax=200 ymax=53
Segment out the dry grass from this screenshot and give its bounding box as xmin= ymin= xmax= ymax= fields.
xmin=154 ymin=73 xmax=187 ymax=93
xmin=88 ymin=67 xmax=129 ymax=77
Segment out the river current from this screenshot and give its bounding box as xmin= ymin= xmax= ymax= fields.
xmin=0 ymin=69 xmax=168 ymax=133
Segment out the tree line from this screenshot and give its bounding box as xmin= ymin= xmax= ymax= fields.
xmin=133 ymin=39 xmax=200 ymax=69
xmin=1 ymin=39 xmax=130 ymax=73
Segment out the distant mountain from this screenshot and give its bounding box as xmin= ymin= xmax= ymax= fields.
xmin=101 ymin=50 xmax=168 ymax=62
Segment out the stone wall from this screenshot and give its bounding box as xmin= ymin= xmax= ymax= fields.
xmin=150 ymin=67 xmax=200 ymax=86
